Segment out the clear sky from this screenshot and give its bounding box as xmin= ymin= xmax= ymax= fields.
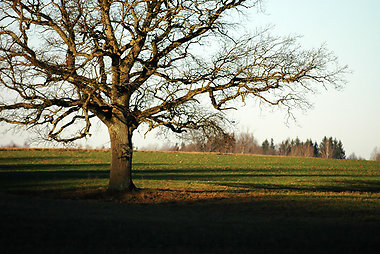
xmin=232 ymin=0 xmax=380 ymax=159
xmin=1 ymin=0 xmax=379 ymax=159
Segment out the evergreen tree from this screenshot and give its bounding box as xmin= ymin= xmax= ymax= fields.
xmin=270 ymin=138 xmax=275 ymax=150
xmin=313 ymin=142 xmax=320 ymax=157
xmin=262 ymin=139 xmax=270 ymax=154
xmin=333 ymin=140 xmax=345 ymax=159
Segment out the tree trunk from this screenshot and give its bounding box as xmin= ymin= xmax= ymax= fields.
xmin=108 ymin=121 xmax=137 ymax=192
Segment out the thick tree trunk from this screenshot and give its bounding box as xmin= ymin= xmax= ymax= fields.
xmin=108 ymin=121 xmax=136 ymax=192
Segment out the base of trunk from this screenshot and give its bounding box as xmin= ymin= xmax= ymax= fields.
xmin=108 ymin=181 xmax=138 ymax=193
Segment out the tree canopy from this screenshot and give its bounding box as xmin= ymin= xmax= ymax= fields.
xmin=0 ymin=0 xmax=347 ymax=191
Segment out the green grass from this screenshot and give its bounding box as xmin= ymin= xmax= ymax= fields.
xmin=1 ymin=149 xmax=379 ymax=193
xmin=1 ymin=149 xmax=380 ymax=253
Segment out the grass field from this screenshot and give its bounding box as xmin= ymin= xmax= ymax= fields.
xmin=1 ymin=149 xmax=380 ymax=253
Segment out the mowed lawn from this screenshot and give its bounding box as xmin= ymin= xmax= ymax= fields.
xmin=1 ymin=149 xmax=380 ymax=253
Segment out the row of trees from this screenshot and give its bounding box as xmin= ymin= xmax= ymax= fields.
xmin=277 ymin=137 xmax=345 ymax=159
xmin=177 ymin=132 xmax=346 ymax=159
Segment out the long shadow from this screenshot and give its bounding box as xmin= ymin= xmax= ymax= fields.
xmin=0 ymin=163 xmax=168 ymax=171
xmin=0 ymin=156 xmax=75 ymax=161
xmin=2 ymin=168 xmax=375 ymax=180
xmin=134 ymin=169 xmax=380 ymax=193
xmin=1 ymin=165 xmax=379 ymax=193
xmin=135 ymin=168 xmax=370 ymax=177
xmin=0 ymin=170 xmax=110 ymax=185
xmin=1 ymin=158 xmax=379 ymax=253
xmin=0 ymin=163 xmax=109 ymax=171
xmin=219 ymin=181 xmax=380 ymax=193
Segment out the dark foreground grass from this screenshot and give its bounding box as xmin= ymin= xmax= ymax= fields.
xmin=0 ymin=149 xmax=379 ymax=253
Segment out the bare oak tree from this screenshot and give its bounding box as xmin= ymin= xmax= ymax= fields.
xmin=0 ymin=0 xmax=347 ymax=191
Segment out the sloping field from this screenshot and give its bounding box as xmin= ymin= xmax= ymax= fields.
xmin=1 ymin=149 xmax=379 ymax=253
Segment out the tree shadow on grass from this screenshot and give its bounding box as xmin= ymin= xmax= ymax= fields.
xmin=219 ymin=181 xmax=380 ymax=193
xmin=135 ymin=167 xmax=376 ymax=177
xmin=0 ymin=162 xmax=170 ymax=171
xmin=1 ymin=156 xmax=379 ymax=253
xmin=0 ymin=156 xmax=75 ymax=161
xmin=134 ymin=169 xmax=380 ymax=193
xmin=1 ymin=165 xmax=379 ymax=194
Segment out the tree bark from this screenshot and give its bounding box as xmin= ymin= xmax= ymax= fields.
xmin=108 ymin=120 xmax=136 ymax=192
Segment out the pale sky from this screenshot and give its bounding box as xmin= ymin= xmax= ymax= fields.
xmin=1 ymin=0 xmax=379 ymax=159
xmin=234 ymin=0 xmax=380 ymax=159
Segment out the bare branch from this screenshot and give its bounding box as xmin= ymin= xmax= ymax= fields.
xmin=0 ymin=0 xmax=347 ymax=144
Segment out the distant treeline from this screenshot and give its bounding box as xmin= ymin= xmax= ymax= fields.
xmin=4 ymin=135 xmax=379 ymax=161
xmin=172 ymin=133 xmax=346 ymax=159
